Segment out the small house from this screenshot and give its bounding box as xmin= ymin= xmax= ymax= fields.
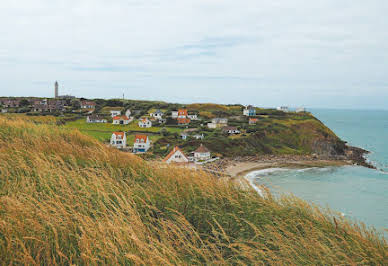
xmin=133 ymin=135 xmax=151 ymax=153
xmin=113 ymin=115 xmax=131 ymax=125
xmin=178 ymin=109 xmax=188 ymax=118
xmin=222 ymin=126 xmax=240 ymax=135
xmin=177 ymin=118 xmax=191 ymax=125
xmin=150 ymin=109 xmax=164 ymax=120
xmin=138 ymin=118 xmax=152 ymax=128
xmin=249 ymin=118 xmax=258 ymax=125
xmin=243 ymin=105 xmax=256 ymax=116
xmin=277 ymin=106 xmax=289 ymax=112
xmin=125 ymin=109 xmax=131 ymax=117
xmin=87 ymin=114 xmax=107 ymax=123
xmin=171 ymin=111 xmax=178 ymax=118
xmin=110 ymin=110 xmax=121 ymax=117
xmin=187 ymin=113 xmax=199 ymax=120
xmin=296 ymin=107 xmax=306 ymax=113
xmin=81 ymin=101 xmax=96 ymax=109
xmin=207 ymin=118 xmax=228 ymax=129
xmin=110 ymin=132 xmax=126 ymax=149
xmin=193 ymin=133 xmax=204 ymax=140
xmin=181 ymin=132 xmax=189 ymax=140
xmin=193 ymin=144 xmax=211 ymax=161
xmin=163 ymin=146 xmax=189 ymax=164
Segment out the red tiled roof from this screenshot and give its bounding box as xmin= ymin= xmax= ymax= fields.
xmin=177 ymin=118 xmax=191 ymax=124
xmin=113 ymin=115 xmax=129 ymax=120
xmin=163 ymin=146 xmax=188 ymax=162
xmin=194 ymin=144 xmax=210 ymax=153
xmin=134 ymin=135 xmax=148 ymax=143
xmin=113 ymin=132 xmax=125 ymax=139
xmin=178 ymin=109 xmax=188 ymax=116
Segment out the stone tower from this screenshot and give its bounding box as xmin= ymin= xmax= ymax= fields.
xmin=55 ymin=81 xmax=59 ymax=98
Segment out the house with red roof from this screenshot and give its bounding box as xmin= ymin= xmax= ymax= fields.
xmin=110 ymin=132 xmax=126 ymax=149
xmin=249 ymin=118 xmax=258 ymax=125
xmin=133 ymin=135 xmax=151 ymax=153
xmin=138 ymin=118 xmax=152 ymax=128
xmin=113 ymin=115 xmax=131 ymax=125
xmin=163 ymin=146 xmax=189 ymax=164
xmin=80 ymin=101 xmax=96 ymax=109
xmin=178 ymin=109 xmax=188 ymax=118
xmin=177 ymin=117 xmax=191 ymax=125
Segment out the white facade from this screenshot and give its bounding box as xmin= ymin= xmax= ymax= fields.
xmin=296 ymin=107 xmax=306 ymax=113
xmin=133 ymin=136 xmax=151 ymax=153
xmin=171 ymin=111 xmax=178 ymax=118
xmin=113 ymin=116 xmax=130 ymax=125
xmin=110 ymin=132 xmax=126 ymax=149
xmin=187 ymin=114 xmax=199 ymax=120
xmin=277 ymin=106 xmax=289 ymax=112
xmin=194 ymin=151 xmax=211 ymax=161
xmin=110 ymin=110 xmax=121 ymax=117
xmin=150 ymin=110 xmax=164 ymax=120
xmin=86 ymin=115 xmax=107 ymax=123
xmin=164 ymin=147 xmax=189 ymax=164
xmin=125 ymin=109 xmax=131 ymax=117
xmin=138 ymin=118 xmax=152 ymax=128
xmin=207 ymin=118 xmax=228 ymax=129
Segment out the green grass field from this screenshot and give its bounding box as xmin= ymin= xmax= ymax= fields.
xmin=63 ymin=118 xmax=183 ymax=142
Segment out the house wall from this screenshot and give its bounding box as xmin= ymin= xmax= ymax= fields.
xmin=166 ymin=150 xmax=189 ymax=164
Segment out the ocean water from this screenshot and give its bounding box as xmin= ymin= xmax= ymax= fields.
xmin=247 ymin=109 xmax=388 ymax=232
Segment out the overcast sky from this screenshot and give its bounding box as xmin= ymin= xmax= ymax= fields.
xmin=1 ymin=0 xmax=388 ymax=109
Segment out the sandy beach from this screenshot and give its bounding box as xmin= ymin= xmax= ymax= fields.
xmin=220 ymin=157 xmax=354 ymax=178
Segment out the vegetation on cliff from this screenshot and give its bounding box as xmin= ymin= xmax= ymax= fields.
xmin=0 ymin=115 xmax=386 ymax=265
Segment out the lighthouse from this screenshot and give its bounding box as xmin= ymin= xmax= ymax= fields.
xmin=55 ymin=81 xmax=59 ymax=98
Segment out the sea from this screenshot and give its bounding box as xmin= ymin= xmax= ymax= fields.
xmin=246 ymin=109 xmax=388 ymax=233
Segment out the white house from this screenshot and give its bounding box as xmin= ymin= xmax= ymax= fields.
xmin=243 ymin=105 xmax=256 ymax=116
xmin=193 ymin=144 xmax=211 ymax=161
xmin=86 ymin=114 xmax=107 ymax=123
xmin=171 ymin=111 xmax=178 ymax=118
xmin=138 ymin=118 xmax=152 ymax=128
xmin=150 ymin=109 xmax=164 ymax=120
xmin=187 ymin=114 xmax=199 ymax=120
xmin=1 ymin=109 xmax=8 ymax=113
xmin=181 ymin=132 xmax=189 ymax=140
xmin=163 ymin=146 xmax=189 ymax=164
xmin=133 ymin=135 xmax=151 ymax=153
xmin=296 ymin=107 xmax=306 ymax=113
xmin=125 ymin=109 xmax=131 ymax=117
xmin=110 ymin=110 xmax=121 ymax=118
xmin=81 ymin=101 xmax=96 ymax=109
xmin=113 ymin=115 xmax=131 ymax=125
xmin=222 ymin=126 xmax=240 ymax=135
xmin=193 ymin=133 xmax=204 ymax=140
xmin=207 ymin=118 xmax=228 ymax=129
xmin=110 ymin=132 xmax=126 ymax=149
xmin=277 ymin=106 xmax=289 ymax=112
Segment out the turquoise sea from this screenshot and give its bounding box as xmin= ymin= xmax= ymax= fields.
xmin=247 ymin=109 xmax=388 ymax=233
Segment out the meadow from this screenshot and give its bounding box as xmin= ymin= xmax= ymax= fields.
xmin=0 ymin=115 xmax=386 ymax=265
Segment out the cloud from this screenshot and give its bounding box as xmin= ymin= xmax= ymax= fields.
xmin=0 ymin=0 xmax=388 ymax=109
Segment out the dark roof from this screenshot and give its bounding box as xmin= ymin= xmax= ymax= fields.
xmin=194 ymin=144 xmax=210 ymax=153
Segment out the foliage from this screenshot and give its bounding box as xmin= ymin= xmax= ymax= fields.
xmin=0 ymin=116 xmax=386 ymax=265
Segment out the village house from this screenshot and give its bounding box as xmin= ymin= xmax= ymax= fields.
xmin=163 ymin=146 xmax=189 ymax=164
xmin=171 ymin=110 xmax=178 ymax=118
xmin=150 ymin=109 xmax=164 ymax=120
xmin=193 ymin=133 xmax=205 ymax=140
xmin=81 ymin=101 xmax=96 ymax=109
xmin=133 ymin=135 xmax=151 ymax=153
xmin=207 ymin=118 xmax=228 ymax=129
xmin=178 ymin=109 xmax=188 ymax=118
xmin=110 ymin=132 xmax=126 ymax=149
xmin=1 ymin=109 xmax=8 ymax=113
xmin=138 ymin=118 xmax=152 ymax=128
xmin=187 ymin=113 xmax=199 ymax=120
xmin=86 ymin=114 xmax=107 ymax=123
xmin=277 ymin=106 xmax=289 ymax=112
xmin=222 ymin=126 xmax=241 ymax=135
xmin=125 ymin=109 xmax=131 ymax=118
xmin=249 ymin=118 xmax=258 ymax=125
xmin=180 ymin=132 xmax=189 ymax=140
xmin=110 ymin=110 xmax=121 ymax=117
xmin=193 ymin=144 xmax=211 ymax=161
xmin=296 ymin=107 xmax=306 ymax=113
xmin=0 ymin=99 xmax=20 ymax=108
xmin=243 ymin=105 xmax=256 ymax=116
xmin=113 ymin=115 xmax=131 ymax=125
xmin=177 ymin=117 xmax=191 ymax=125
xmin=33 ymin=99 xmax=65 ymax=113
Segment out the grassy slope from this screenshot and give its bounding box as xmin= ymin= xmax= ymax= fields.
xmin=0 ymin=116 xmax=387 ymax=265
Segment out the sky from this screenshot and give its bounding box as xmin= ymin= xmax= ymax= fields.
xmin=1 ymin=0 xmax=388 ymax=109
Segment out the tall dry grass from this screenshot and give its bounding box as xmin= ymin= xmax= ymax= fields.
xmin=0 ymin=116 xmax=387 ymax=265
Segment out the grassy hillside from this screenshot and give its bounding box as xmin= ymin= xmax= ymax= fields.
xmin=0 ymin=116 xmax=387 ymax=265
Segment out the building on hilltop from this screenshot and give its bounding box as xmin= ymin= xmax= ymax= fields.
xmin=243 ymin=105 xmax=256 ymax=116
xmin=87 ymin=115 xmax=107 ymax=123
